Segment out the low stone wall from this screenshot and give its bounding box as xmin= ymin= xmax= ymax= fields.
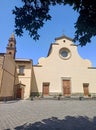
xmin=0 ymin=96 xmax=14 ymax=101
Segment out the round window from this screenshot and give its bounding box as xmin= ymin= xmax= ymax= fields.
xmin=61 ymin=50 xmax=68 ymax=57
xmin=59 ymin=48 xmax=71 ymax=59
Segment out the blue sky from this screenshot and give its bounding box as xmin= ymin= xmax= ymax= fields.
xmin=0 ymin=0 xmax=96 ymax=66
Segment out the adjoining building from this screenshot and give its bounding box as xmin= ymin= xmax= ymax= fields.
xmin=0 ymin=34 xmax=96 ymax=101
xmin=15 ymin=59 xmax=32 ymax=99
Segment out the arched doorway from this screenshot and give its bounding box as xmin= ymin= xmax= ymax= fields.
xmin=15 ymin=83 xmax=25 ymax=99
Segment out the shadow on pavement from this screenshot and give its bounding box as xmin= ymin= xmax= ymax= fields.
xmin=12 ymin=116 xmax=96 ymax=130
xmin=0 ymin=100 xmax=20 ymax=104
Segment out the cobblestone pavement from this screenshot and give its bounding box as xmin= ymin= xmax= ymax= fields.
xmin=0 ymin=99 xmax=96 ymax=130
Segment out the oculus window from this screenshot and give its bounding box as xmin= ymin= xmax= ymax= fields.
xmin=59 ymin=48 xmax=71 ymax=60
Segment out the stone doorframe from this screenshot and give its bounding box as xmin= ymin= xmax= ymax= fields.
xmin=83 ymin=83 xmax=89 ymax=96
xmin=42 ymin=82 xmax=50 ymax=96
xmin=61 ymin=77 xmax=71 ymax=96
xmin=15 ymin=83 xmax=25 ymax=99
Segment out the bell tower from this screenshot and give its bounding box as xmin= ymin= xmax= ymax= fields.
xmin=6 ymin=33 xmax=16 ymax=59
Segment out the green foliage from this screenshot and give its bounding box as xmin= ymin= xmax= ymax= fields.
xmin=73 ymin=0 xmax=96 ymax=46
xmin=58 ymin=93 xmax=62 ymax=96
xmin=13 ymin=0 xmax=96 ymax=46
xmin=36 ymin=92 xmax=40 ymax=97
xmin=13 ymin=0 xmax=52 ymax=40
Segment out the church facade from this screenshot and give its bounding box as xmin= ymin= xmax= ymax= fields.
xmin=0 ymin=34 xmax=96 ymax=101
xmin=32 ymin=36 xmax=96 ymax=97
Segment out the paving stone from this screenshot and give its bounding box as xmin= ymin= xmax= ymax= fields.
xmin=0 ymin=100 xmax=96 ymax=130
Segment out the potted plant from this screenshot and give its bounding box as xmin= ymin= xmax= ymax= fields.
xmin=58 ymin=93 xmax=62 ymax=100
xmin=88 ymin=94 xmax=91 ymax=98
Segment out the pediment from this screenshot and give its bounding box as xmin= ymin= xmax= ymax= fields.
xmin=37 ymin=35 xmax=92 ymax=68
xmin=55 ymin=35 xmax=73 ymax=41
xmin=47 ymin=35 xmax=73 ymax=57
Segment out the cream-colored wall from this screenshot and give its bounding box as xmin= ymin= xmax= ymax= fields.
xmin=32 ymin=38 xmax=96 ymax=96
xmin=16 ymin=61 xmax=32 ymax=99
xmin=0 ymin=54 xmax=16 ymax=98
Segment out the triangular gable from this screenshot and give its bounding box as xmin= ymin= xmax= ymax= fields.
xmin=47 ymin=35 xmax=73 ymax=57
xmin=55 ymin=35 xmax=73 ymax=41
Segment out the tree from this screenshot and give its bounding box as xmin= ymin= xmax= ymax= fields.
xmin=13 ymin=0 xmax=96 ymax=46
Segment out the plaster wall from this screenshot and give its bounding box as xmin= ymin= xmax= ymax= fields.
xmin=0 ymin=54 xmax=15 ymax=98
xmin=32 ymin=37 xmax=96 ymax=96
xmin=16 ymin=61 xmax=32 ymax=99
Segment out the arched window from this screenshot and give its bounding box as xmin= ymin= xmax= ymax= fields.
xmin=10 ymin=44 xmax=13 ymax=47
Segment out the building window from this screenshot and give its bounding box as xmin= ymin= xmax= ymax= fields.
xmin=10 ymin=44 xmax=13 ymax=47
xmin=59 ymin=48 xmax=71 ymax=60
xmin=63 ymin=40 xmax=66 ymax=42
xmin=9 ymin=52 xmax=12 ymax=55
xmin=19 ymin=66 xmax=25 ymax=75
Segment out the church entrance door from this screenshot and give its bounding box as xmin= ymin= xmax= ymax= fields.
xmin=83 ymin=83 xmax=89 ymax=96
xmin=63 ymin=80 xmax=71 ymax=96
xmin=43 ymin=83 xmax=49 ymax=95
xmin=16 ymin=88 xmax=22 ymax=99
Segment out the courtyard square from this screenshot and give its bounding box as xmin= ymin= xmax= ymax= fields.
xmin=0 ymin=99 xmax=96 ymax=130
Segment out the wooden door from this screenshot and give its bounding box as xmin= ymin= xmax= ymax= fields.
xmin=16 ymin=88 xmax=22 ymax=98
xmin=43 ymin=83 xmax=49 ymax=95
xmin=63 ymin=80 xmax=71 ymax=96
xmin=83 ymin=83 xmax=89 ymax=96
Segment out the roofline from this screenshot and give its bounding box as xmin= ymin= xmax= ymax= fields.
xmin=33 ymin=65 xmax=42 ymax=67
xmin=47 ymin=43 xmax=59 ymax=57
xmin=88 ymin=67 xmax=96 ymax=69
xmin=0 ymin=53 xmax=5 ymax=56
xmin=70 ymin=44 xmax=78 ymax=46
xmin=15 ymin=58 xmax=32 ymax=62
xmin=55 ymin=35 xmax=73 ymax=41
